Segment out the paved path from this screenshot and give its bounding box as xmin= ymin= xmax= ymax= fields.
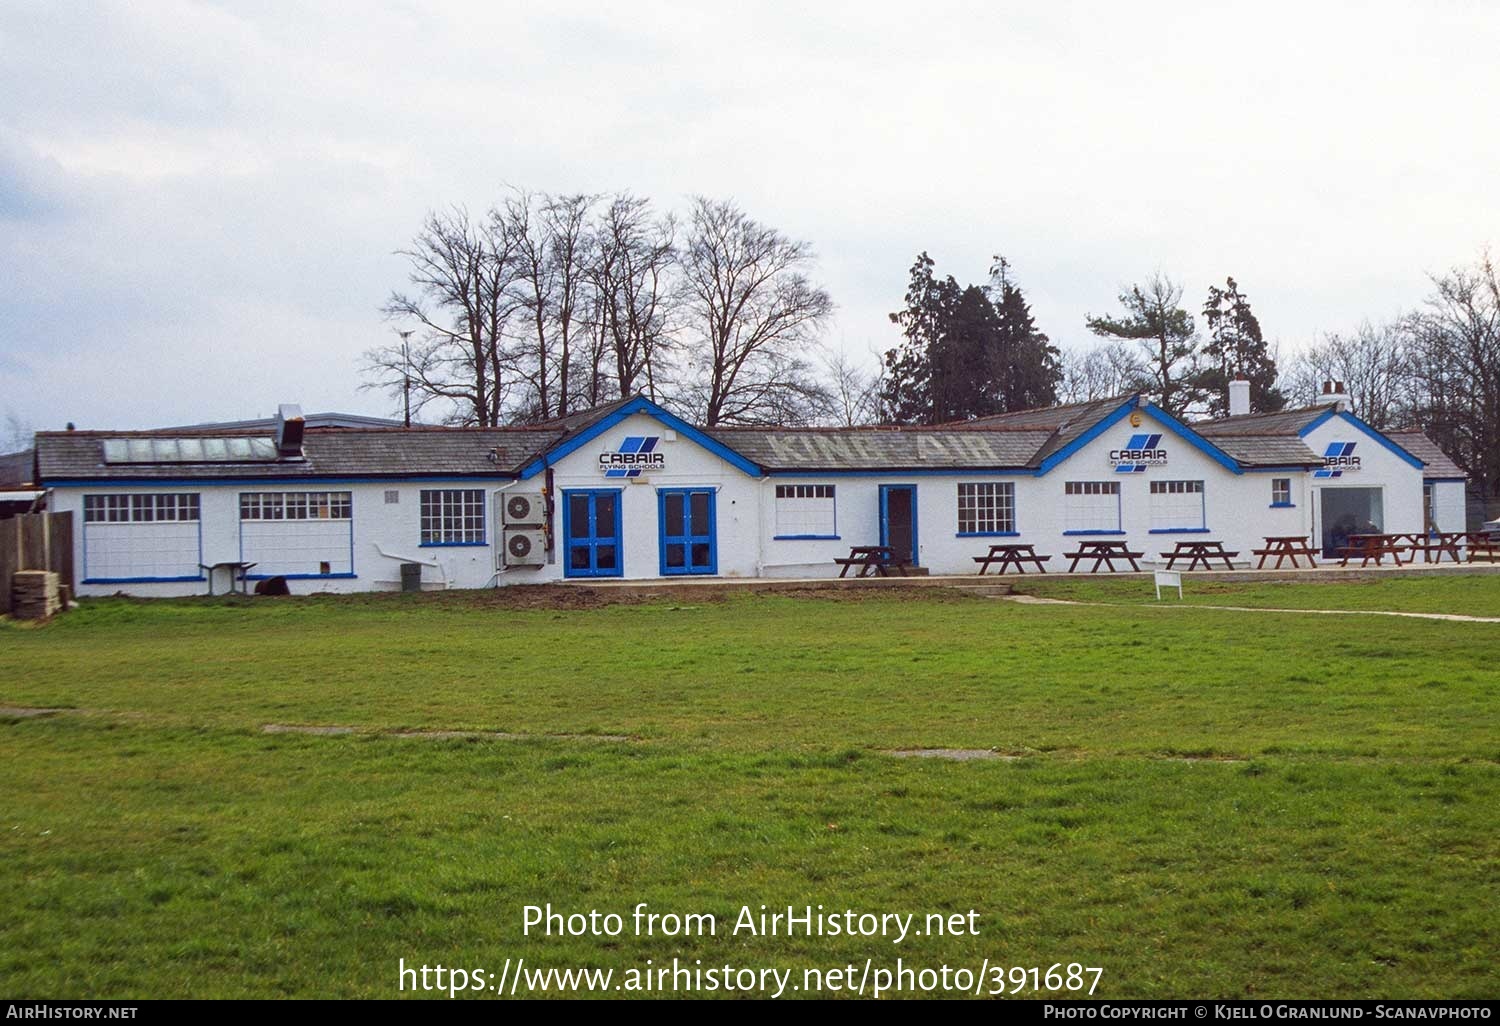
xmin=1000 ymin=594 xmax=1500 ymax=623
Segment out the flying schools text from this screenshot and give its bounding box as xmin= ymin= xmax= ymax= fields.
xmin=599 ymin=452 xmax=665 ymax=469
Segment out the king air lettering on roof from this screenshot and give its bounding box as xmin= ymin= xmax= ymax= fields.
xmin=1109 ymin=433 xmax=1168 ymax=473
xmin=762 ymin=433 xmax=1024 ymax=468
xmin=600 ymin=436 xmax=665 ymax=478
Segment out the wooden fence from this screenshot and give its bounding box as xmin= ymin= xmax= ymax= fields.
xmin=1 ymin=512 xmax=74 ymax=615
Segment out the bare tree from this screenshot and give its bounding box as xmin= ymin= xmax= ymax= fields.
xmin=542 ymin=193 xmax=595 ymax=417
xmin=1282 ymin=321 xmax=1410 ymax=426
xmin=1058 ymin=342 xmax=1151 ymax=403
xmin=677 ymin=197 xmax=834 ymax=426
xmin=585 ymin=194 xmax=676 ymax=400
xmin=365 ymin=208 xmax=520 ymax=426
xmin=1403 ymin=254 xmax=1500 ymax=497
xmin=819 ymin=348 xmax=881 ymax=426
xmin=3 ymin=411 xmax=31 ymax=453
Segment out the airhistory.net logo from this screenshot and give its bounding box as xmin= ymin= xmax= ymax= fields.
xmin=1109 ymin=433 xmax=1167 ymax=473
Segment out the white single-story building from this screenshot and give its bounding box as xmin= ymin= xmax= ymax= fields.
xmin=33 ymin=383 xmax=1468 ymax=596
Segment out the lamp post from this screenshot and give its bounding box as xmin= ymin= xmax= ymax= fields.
xmin=398 ymin=330 xmax=414 ymax=428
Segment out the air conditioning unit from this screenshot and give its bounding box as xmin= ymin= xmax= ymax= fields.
xmin=502 ymin=527 xmax=546 ymax=568
xmin=502 ymin=491 xmax=547 ymax=526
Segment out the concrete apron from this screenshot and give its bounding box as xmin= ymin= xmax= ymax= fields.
xmin=561 ymin=561 xmax=1500 ymax=593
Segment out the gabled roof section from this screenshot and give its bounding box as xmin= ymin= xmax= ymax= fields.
xmin=1384 ymin=431 xmax=1466 ymax=480
xmin=517 ymin=395 xmax=764 ymax=480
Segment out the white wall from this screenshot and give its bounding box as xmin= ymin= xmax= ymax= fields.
xmin=1300 ymin=414 xmax=1425 ymax=547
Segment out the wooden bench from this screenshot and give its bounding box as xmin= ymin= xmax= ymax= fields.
xmin=1253 ymin=536 xmax=1319 ymax=569
xmin=1064 ymin=540 xmax=1144 ymax=573
xmin=972 ymin=543 xmax=1052 ymax=575
xmin=1159 ymin=540 xmax=1238 ymax=571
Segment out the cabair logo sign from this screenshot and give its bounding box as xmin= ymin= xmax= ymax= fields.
xmin=1315 ymin=442 xmax=1360 ymax=478
xmin=599 ymin=436 xmax=665 ymax=478
xmin=1109 ymin=433 xmax=1168 ymax=473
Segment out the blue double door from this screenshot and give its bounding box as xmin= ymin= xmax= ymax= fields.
xmin=563 ymin=487 xmax=717 ymax=578
xmin=659 ymin=488 xmax=716 ymax=576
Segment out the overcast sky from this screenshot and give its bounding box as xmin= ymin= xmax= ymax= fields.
xmin=2 ymin=1 xmax=1496 ymax=434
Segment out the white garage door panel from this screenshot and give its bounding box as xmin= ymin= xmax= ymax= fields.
xmin=84 ymin=523 xmax=201 ymax=581
xmin=240 ymin=521 xmax=353 ymax=576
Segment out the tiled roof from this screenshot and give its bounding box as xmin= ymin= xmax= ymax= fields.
xmin=35 ymin=427 xmax=561 ymax=481
xmin=1206 ymin=436 xmax=1322 ymax=467
xmin=1385 ymin=431 xmax=1466 ymax=479
xmin=0 ymin=449 xmax=34 ymax=487
xmin=1194 ymin=404 xmax=1337 ymax=437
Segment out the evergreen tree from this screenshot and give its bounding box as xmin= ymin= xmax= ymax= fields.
xmin=986 ymin=256 xmax=1061 ymax=411
xmin=1195 ymin=276 xmax=1285 ymax=417
xmin=881 ymin=252 xmax=1061 ymax=424
xmin=1085 ymin=273 xmax=1202 ymax=417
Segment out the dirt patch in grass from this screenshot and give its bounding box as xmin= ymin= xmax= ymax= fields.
xmin=0 ymin=706 xmax=69 ymax=718
xmin=885 ymin=748 xmax=1015 ymax=761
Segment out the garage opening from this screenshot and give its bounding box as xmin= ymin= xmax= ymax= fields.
xmin=1319 ymin=487 xmax=1384 ymax=557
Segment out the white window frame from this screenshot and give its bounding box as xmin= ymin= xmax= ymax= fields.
xmin=1063 ymin=481 xmax=1121 ymax=534
xmin=773 ymin=484 xmax=837 ymax=539
xmin=420 ymin=488 xmax=487 ymax=546
xmin=1149 ymin=479 xmax=1206 ymax=532
xmin=956 ymin=482 xmax=1016 ymax=535
xmin=1271 ymin=478 xmax=1292 ymax=507
xmin=239 ymin=491 xmax=352 ymax=521
xmin=83 ymin=493 xmax=200 ymax=523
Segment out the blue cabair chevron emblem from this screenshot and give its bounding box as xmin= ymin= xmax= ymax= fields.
xmin=1108 ymin=433 xmax=1167 ymax=473
xmin=599 ymin=436 xmax=665 ymax=478
xmin=1314 ymin=441 xmax=1360 ymax=478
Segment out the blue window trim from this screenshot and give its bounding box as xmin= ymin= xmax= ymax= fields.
xmin=769 ymin=467 xmax=1034 ymax=478
xmin=82 ymin=575 xmax=206 ymax=584
xmin=772 ymin=482 xmax=838 ymax=537
xmin=1063 ymin=479 xmax=1123 ymax=534
xmin=956 ymin=531 xmax=1021 ymax=538
xmin=418 ymin=487 xmax=487 ymax=547
xmin=773 ymin=534 xmax=841 ymax=541
xmin=518 ymin=396 xmax=763 ymax=481
xmin=879 ymin=484 xmax=919 ymax=566
xmin=561 ymin=488 xmax=624 ymax=579
xmin=1149 ymin=527 xmax=1213 ymax=534
xmin=1269 ymin=502 xmax=1297 ymax=509
xmin=956 ymin=480 xmax=1018 ymax=536
xmin=244 ymin=573 xmax=358 ymax=581
xmin=658 ymin=487 xmax=718 ymax=576
xmin=1297 ymin=410 xmax=1425 ymax=470
xmin=1063 ymin=529 xmax=1126 ymax=536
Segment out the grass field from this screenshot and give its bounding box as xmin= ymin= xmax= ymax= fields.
xmin=1 ymin=579 xmax=1496 ymax=999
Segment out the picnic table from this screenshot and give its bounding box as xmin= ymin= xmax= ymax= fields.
xmin=1338 ymin=533 xmax=1408 ymax=567
xmin=1405 ymin=531 xmax=1466 ymax=564
xmin=1463 ymin=532 xmax=1500 ymax=563
xmin=972 ymin=543 xmax=1052 ymax=575
xmin=201 ymin=560 xmax=257 ymax=596
xmin=1159 ymin=539 xmax=1239 ymax=571
xmin=833 ymin=545 xmax=909 ymax=578
xmin=1063 ymin=539 xmax=1144 ymax=573
xmin=1253 ymin=535 xmax=1319 ymax=569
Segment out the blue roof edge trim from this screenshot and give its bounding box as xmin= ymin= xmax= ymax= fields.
xmin=518 ymin=396 xmax=764 ymax=481
xmin=1033 ymin=397 xmax=1139 ymax=476
xmin=1140 ymin=403 xmax=1244 ymax=475
xmin=1298 ymin=410 xmax=1425 ymax=470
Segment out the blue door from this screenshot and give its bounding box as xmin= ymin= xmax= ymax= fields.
xmin=879 ymin=485 xmax=918 ymax=566
xmin=659 ymin=488 xmax=716 ymax=576
xmin=563 ymin=489 xmax=622 ymax=578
